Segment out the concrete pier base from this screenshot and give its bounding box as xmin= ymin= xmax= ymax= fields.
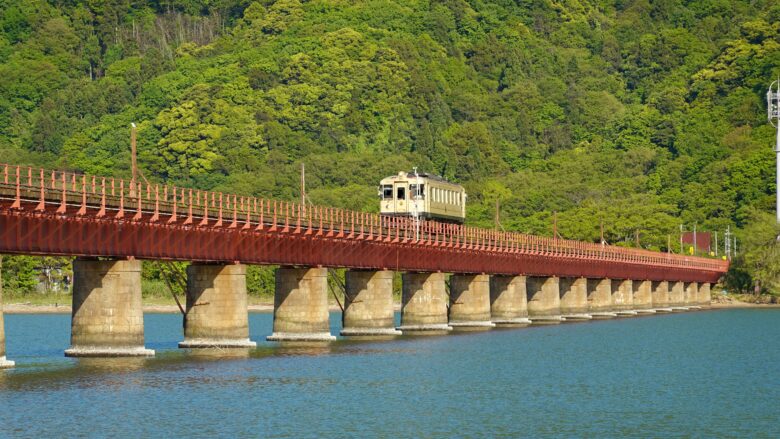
xmin=633 ymin=280 xmax=655 ymax=313
xmin=0 ymin=258 xmax=14 ymax=368
xmin=490 ymin=275 xmax=531 ymax=327
xmin=651 ymin=281 xmax=673 ymax=312
xmin=398 ymin=273 xmax=452 ymax=334
xmin=267 ymin=267 xmax=336 ymax=342
xmin=670 ymin=281 xmax=689 ymax=311
xmin=527 ymin=276 xmax=563 ymax=324
xmin=611 ymin=279 xmax=635 ymax=316
xmin=684 ymin=282 xmax=701 ymax=309
xmin=65 ymin=259 xmax=154 ymax=357
xmin=698 ymin=283 xmax=712 ymax=308
xmin=560 ymin=278 xmax=592 ymax=321
xmin=448 ymin=274 xmax=495 ymax=330
xmin=179 ymin=263 xmax=256 ymax=349
xmin=341 ymin=270 xmax=401 ymax=337
xmin=587 ymin=279 xmax=616 ymax=318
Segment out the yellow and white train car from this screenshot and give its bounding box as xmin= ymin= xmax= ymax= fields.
xmin=379 ymin=171 xmax=466 ymax=224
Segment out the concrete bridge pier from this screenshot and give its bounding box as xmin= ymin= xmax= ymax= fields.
xmin=651 ymin=281 xmax=673 ymax=312
xmin=398 ymin=272 xmax=452 ymax=334
xmin=179 ymin=263 xmax=256 ymax=349
xmin=632 ymin=280 xmax=656 ymax=314
xmin=65 ymin=258 xmax=154 ymax=357
xmin=685 ymin=282 xmax=702 ymax=310
xmin=611 ymin=280 xmax=637 ymax=316
xmin=526 ymin=276 xmax=563 ymax=324
xmin=698 ymin=283 xmax=712 ymax=308
xmin=267 ymin=267 xmax=336 ymax=342
xmin=490 ymin=275 xmax=531 ymax=327
xmin=340 ymin=270 xmax=401 ymax=337
xmin=586 ymin=279 xmax=616 ymax=318
xmin=0 ymin=259 xmax=14 ymax=368
xmin=559 ymin=277 xmax=592 ymax=321
xmin=448 ymin=274 xmax=495 ymax=330
xmin=670 ymin=281 xmax=688 ymax=311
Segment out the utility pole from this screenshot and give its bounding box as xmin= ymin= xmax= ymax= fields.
xmin=667 ymin=234 xmax=671 ymax=254
xmin=553 ymin=211 xmax=558 ymax=240
xmin=680 ymin=224 xmax=684 ymax=254
xmin=130 ymin=123 xmax=137 ymax=197
xmin=494 ymin=199 xmax=500 ymax=231
xmin=767 ymin=79 xmax=780 ymax=230
xmin=714 ymin=231 xmax=718 ymax=257
xmin=300 ymin=163 xmax=306 ymax=216
xmin=725 ymin=226 xmax=731 ymax=260
xmin=693 ymin=224 xmax=697 ymax=256
xmin=600 ymin=220 xmax=605 ymax=245
xmin=635 ymin=229 xmax=640 ymax=248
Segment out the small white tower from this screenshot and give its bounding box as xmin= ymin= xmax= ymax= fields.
xmin=767 ymin=79 xmax=780 ymax=225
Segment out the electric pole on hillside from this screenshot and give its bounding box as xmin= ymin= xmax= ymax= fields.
xmin=767 ymin=79 xmax=780 ymax=236
xmin=130 ymin=123 xmax=137 ymax=198
xmin=300 ymin=163 xmax=306 ymax=216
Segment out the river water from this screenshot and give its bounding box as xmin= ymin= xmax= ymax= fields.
xmin=1 ymin=309 xmax=778 ymax=438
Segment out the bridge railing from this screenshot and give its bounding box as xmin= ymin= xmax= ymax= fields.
xmin=0 ymin=163 xmax=729 ymax=274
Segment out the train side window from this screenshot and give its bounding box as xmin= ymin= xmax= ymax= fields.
xmin=397 ymin=186 xmax=406 ymax=200
xmin=382 ymin=185 xmax=393 ymax=199
xmin=410 ymin=184 xmax=425 ymax=200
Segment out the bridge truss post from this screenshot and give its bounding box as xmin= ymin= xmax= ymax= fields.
xmin=586 ymin=278 xmax=617 ymax=319
xmin=267 ymin=267 xmax=336 ymax=342
xmin=559 ymin=277 xmax=592 ymax=321
xmin=340 ymin=270 xmax=401 ymax=337
xmin=526 ymin=276 xmax=563 ymax=324
xmin=398 ymin=272 xmax=452 ymax=334
xmin=0 ymin=258 xmax=14 ymax=368
xmin=611 ymin=280 xmax=637 ymax=316
xmin=179 ymin=263 xmax=256 ymax=349
xmin=65 ymin=258 xmax=154 ymax=357
xmin=490 ymin=275 xmax=531 ymax=327
xmin=651 ymin=281 xmax=674 ymax=313
xmin=448 ymin=274 xmax=495 ymax=330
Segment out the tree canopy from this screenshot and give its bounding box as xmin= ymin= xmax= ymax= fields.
xmin=1 ymin=0 xmax=779 ymax=293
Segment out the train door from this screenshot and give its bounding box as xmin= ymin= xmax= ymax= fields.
xmin=394 ymin=181 xmax=407 ymax=213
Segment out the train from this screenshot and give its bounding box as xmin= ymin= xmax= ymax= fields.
xmin=379 ymin=170 xmax=466 ymax=224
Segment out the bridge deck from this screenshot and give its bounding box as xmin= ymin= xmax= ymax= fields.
xmin=0 ymin=164 xmax=728 ymax=282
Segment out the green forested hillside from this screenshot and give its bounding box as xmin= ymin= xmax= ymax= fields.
xmin=1 ymin=0 xmax=779 ymax=292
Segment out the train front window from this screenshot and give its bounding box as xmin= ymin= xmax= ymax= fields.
xmin=382 ymin=185 xmax=393 ymax=199
xmin=397 ymin=187 xmax=406 ymax=200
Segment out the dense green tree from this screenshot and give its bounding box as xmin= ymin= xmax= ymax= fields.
xmin=0 ymin=0 xmax=778 ymax=293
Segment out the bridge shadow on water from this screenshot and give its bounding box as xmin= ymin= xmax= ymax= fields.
xmin=0 ymin=309 xmax=723 ymax=393
xmin=0 ymin=329 xmax=453 ymax=391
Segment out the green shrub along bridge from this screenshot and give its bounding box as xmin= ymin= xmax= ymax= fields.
xmin=0 ymin=164 xmax=728 ymax=366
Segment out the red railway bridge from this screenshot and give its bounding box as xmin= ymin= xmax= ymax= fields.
xmin=0 ymin=163 xmax=729 ymax=366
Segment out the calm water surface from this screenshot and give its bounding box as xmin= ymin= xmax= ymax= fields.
xmin=1 ymin=309 xmax=779 ymax=438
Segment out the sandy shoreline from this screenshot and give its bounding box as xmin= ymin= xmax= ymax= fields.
xmin=2 ymin=301 xmax=775 ymax=314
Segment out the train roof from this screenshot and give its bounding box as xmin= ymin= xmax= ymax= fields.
xmin=381 ymin=171 xmax=460 ymax=186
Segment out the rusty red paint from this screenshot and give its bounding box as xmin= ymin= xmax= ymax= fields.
xmin=0 ymin=164 xmax=728 ymax=282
